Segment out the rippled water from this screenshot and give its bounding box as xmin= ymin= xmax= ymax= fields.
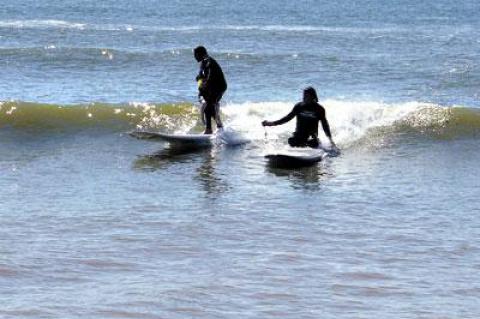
xmin=1 ymin=131 xmax=479 ymax=318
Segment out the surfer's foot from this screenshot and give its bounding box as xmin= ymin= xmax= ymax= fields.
xmin=203 ymin=128 xmax=213 ymax=134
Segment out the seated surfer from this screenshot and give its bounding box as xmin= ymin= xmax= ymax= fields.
xmin=194 ymin=46 xmax=227 ymax=134
xmin=262 ymin=87 xmax=338 ymax=150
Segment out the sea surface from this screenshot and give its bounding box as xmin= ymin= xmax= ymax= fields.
xmin=1 ymin=1 xmax=480 ymax=318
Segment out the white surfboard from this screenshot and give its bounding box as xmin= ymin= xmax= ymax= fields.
xmin=130 ymin=129 xmax=250 ymax=147
xmin=130 ymin=131 xmax=213 ymax=146
xmin=264 ymin=146 xmax=339 ymax=168
xmin=265 ymin=151 xmax=325 ymax=168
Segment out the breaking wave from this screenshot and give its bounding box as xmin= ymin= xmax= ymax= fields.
xmin=1 ymin=100 xmax=479 ymax=145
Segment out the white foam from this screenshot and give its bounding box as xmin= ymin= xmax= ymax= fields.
xmin=0 ymin=19 xmax=86 ymax=30
xmin=0 ymin=20 xmax=408 ymax=34
xmin=221 ymin=100 xmax=437 ymax=147
xmin=216 ymin=127 xmax=250 ymax=146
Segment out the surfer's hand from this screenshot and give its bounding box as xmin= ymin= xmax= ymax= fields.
xmin=262 ymin=120 xmax=273 ymax=127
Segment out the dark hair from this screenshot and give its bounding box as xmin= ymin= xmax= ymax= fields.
xmin=194 ymin=46 xmax=207 ymax=57
xmin=304 ymin=86 xmax=318 ymax=102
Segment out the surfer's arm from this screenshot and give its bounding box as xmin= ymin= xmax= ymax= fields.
xmin=273 ymin=111 xmax=296 ymax=125
xmin=320 ymin=118 xmax=332 ymax=139
xmin=198 ymin=59 xmax=212 ymax=90
xmin=196 ymin=61 xmax=204 ymax=81
xmin=196 ymin=59 xmax=210 ymax=84
xmin=196 ymin=60 xmax=209 ymax=98
xmin=262 ymin=105 xmax=298 ymax=126
xmin=319 ymin=110 xmax=337 ymax=148
xmin=262 ymin=112 xmax=295 ymax=126
xmin=317 ymin=106 xmax=331 ymax=138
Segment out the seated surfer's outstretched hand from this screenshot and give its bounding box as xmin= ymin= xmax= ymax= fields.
xmin=262 ymin=120 xmax=274 ymax=127
xmin=328 ymin=138 xmax=341 ymax=154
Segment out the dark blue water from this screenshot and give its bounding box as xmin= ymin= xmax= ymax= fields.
xmin=0 ymin=0 xmax=478 ymax=105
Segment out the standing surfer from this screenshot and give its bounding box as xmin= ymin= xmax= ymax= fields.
xmin=262 ymin=87 xmax=338 ymax=150
xmin=194 ymin=46 xmax=227 ymax=134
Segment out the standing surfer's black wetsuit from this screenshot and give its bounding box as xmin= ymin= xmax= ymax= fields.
xmin=272 ymin=101 xmax=332 ymax=148
xmin=197 ymin=56 xmax=227 ymax=132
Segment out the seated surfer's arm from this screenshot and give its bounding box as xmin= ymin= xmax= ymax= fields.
xmin=262 ymin=105 xmax=298 ymax=126
xmin=319 ymin=109 xmax=337 ymax=148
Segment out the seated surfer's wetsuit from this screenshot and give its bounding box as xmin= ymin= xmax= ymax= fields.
xmin=197 ymin=56 xmax=227 ymax=132
xmin=272 ymin=101 xmax=332 ymax=148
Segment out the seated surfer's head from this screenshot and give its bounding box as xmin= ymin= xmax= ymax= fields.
xmin=194 ymin=46 xmax=208 ymax=62
xmin=303 ymin=86 xmax=318 ymax=103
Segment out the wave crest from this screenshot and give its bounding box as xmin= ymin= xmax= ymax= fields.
xmin=1 ymin=100 xmax=479 ymax=143
xmin=0 ymin=101 xmax=199 ymax=133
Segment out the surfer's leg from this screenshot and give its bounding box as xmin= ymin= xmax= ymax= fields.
xmin=288 ymin=136 xmax=302 ymax=147
xmin=288 ymin=134 xmax=309 ymax=147
xmin=214 ymin=102 xmax=223 ymax=129
xmin=213 ymin=92 xmax=224 ymax=129
xmin=306 ymin=138 xmax=320 ymax=148
xmin=200 ymin=102 xmax=206 ymax=124
xmin=203 ymin=103 xmax=214 ymax=134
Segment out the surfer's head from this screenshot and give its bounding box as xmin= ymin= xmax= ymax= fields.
xmin=303 ymin=86 xmax=318 ymax=103
xmin=194 ymin=46 xmax=208 ymax=62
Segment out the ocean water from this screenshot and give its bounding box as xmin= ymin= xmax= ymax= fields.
xmin=1 ymin=1 xmax=480 ymax=318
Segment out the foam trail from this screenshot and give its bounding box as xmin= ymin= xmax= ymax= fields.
xmin=216 ymin=127 xmax=250 ymax=146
